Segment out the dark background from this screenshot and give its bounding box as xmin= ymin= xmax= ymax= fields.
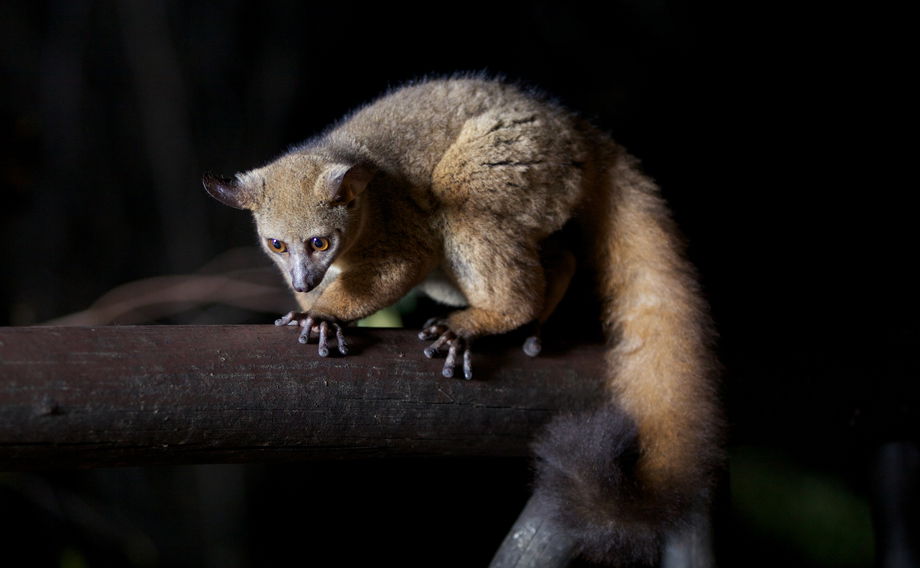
xmin=1 ymin=1 xmax=914 ymax=567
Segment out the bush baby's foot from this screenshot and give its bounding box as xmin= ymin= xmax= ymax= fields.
xmin=419 ymin=318 xmax=473 ymax=380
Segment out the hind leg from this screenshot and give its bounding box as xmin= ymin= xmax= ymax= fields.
xmin=522 ymin=245 xmax=576 ymax=357
xmin=420 ymin=223 xmax=546 ymax=379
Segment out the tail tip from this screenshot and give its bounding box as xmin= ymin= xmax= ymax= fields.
xmin=532 ymin=406 xmax=671 ymax=565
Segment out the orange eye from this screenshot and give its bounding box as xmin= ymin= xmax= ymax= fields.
xmin=310 ymin=237 xmax=330 ymax=252
xmin=267 ymin=238 xmax=288 ymax=253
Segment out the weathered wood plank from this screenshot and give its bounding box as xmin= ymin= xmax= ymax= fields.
xmin=0 ymin=325 xmax=604 ymax=469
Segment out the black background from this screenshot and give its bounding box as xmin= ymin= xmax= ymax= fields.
xmin=0 ymin=1 xmax=913 ymax=566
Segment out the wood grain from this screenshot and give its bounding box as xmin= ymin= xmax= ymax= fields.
xmin=0 ymin=325 xmax=605 ymax=469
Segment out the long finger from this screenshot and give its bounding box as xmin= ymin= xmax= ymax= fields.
xmin=275 ymin=311 xmax=296 ymax=326
xmin=462 ymin=347 xmax=473 ymax=380
xmin=442 ymin=341 xmax=459 ymax=378
xmin=335 ymin=324 xmax=348 ymax=355
xmin=424 ymin=332 xmax=453 ymax=358
xmin=318 ymin=321 xmax=330 ymax=357
xmin=298 ymin=317 xmax=314 ymax=344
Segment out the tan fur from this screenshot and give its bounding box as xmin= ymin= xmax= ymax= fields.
xmin=597 ymin=153 xmax=720 ymax=497
xmin=204 ymin=76 xmax=720 ymax=562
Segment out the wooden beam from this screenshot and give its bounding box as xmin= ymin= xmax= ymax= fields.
xmin=0 ymin=325 xmax=605 ymax=470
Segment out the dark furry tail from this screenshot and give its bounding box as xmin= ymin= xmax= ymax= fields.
xmin=533 ymin=407 xmax=681 ymax=565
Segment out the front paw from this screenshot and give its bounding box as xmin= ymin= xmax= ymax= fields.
xmin=275 ymin=311 xmax=348 ymax=356
xmin=418 ymin=318 xmax=473 ymax=380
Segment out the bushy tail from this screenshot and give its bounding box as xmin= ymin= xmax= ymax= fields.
xmin=533 ymin=151 xmax=722 ymax=565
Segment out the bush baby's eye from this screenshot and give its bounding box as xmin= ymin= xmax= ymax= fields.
xmin=267 ymin=238 xmax=288 ymax=253
xmin=310 ymin=237 xmax=330 ymax=252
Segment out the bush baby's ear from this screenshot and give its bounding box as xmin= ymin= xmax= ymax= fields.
xmin=202 ymin=173 xmax=260 ymax=210
xmin=324 ymin=163 xmax=376 ymax=205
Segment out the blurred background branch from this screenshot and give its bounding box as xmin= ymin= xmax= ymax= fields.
xmin=43 ymin=248 xmax=288 ymax=326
